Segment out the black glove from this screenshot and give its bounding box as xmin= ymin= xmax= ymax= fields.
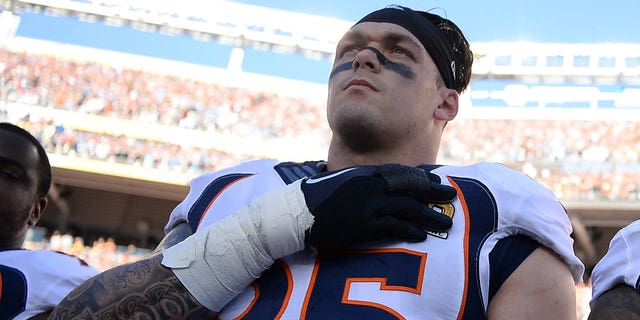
xmin=301 ymin=163 xmax=457 ymax=250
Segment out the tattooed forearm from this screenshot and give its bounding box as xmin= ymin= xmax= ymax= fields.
xmin=588 ymin=284 xmax=640 ymax=320
xmin=48 ymin=253 xmax=217 ymax=320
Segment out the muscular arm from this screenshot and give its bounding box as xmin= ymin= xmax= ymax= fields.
xmin=28 ymin=312 xmax=50 ymax=320
xmin=588 ymin=284 xmax=640 ymax=320
xmin=48 ymin=253 xmax=217 ymax=319
xmin=487 ymin=247 xmax=576 ymax=320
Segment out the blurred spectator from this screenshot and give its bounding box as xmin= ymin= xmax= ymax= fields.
xmin=23 ymin=230 xmax=150 ymax=272
xmin=0 ymin=49 xmax=329 ymax=140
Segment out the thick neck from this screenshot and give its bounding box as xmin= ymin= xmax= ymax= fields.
xmin=326 ymin=134 xmax=439 ymax=171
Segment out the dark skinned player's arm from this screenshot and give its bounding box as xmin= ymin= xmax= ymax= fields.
xmin=588 ymin=284 xmax=640 ymax=320
xmin=48 ymin=253 xmax=217 ymax=319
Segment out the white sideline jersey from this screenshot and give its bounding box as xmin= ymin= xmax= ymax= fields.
xmin=165 ymin=159 xmax=584 ymax=319
xmin=591 ymin=219 xmax=640 ymax=304
xmin=0 ymin=249 xmax=99 ymax=320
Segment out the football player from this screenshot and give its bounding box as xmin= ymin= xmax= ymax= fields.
xmin=50 ymin=5 xmax=584 ymax=319
xmin=0 ymin=122 xmax=99 ymax=320
xmin=589 ymin=220 xmax=640 ymax=319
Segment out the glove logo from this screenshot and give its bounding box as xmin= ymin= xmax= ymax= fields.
xmin=305 ymin=167 xmax=359 ymax=184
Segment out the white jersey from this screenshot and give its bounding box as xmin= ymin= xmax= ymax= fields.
xmin=0 ymin=249 xmax=99 ymax=320
xmin=166 ymin=159 xmax=584 ymax=319
xmin=591 ymin=220 xmax=640 ymax=304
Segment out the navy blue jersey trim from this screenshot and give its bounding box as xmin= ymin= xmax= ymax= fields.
xmin=0 ymin=264 xmax=28 ymax=319
xmin=0 ymin=248 xmax=26 ymax=253
xmin=488 ymin=235 xmax=540 ymax=300
xmin=448 ymin=176 xmax=499 ymax=320
xmin=187 ymin=173 xmax=253 ymax=233
xmin=274 ymin=161 xmax=326 ymax=184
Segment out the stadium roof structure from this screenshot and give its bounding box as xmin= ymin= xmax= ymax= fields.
xmin=3 ymin=0 xmax=353 ymax=59
xmin=3 ymin=0 xmax=640 ymax=91
xmin=4 ymin=0 xmax=640 ymax=82
xmin=472 ymin=41 xmax=640 ymax=84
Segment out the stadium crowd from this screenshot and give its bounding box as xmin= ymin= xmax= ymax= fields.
xmin=1 ymin=48 xmax=328 ymax=139
xmin=10 ymin=117 xmax=638 ymax=202
xmin=22 ymin=230 xmax=149 ymax=272
xmin=442 ymin=119 xmax=640 ymax=201
xmin=2 ymin=48 xmax=640 ymax=202
xmin=19 ymin=119 xmax=251 ymax=175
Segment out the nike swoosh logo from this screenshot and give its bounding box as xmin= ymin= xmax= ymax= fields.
xmin=305 ymin=167 xmax=359 ymax=184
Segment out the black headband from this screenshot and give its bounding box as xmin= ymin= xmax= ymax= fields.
xmin=354 ymin=5 xmax=456 ymax=89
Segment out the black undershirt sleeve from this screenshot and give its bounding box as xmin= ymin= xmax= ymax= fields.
xmin=488 ymin=234 xmax=540 ymax=301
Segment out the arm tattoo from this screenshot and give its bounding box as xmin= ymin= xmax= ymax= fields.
xmin=588 ymin=284 xmax=640 ymax=320
xmin=48 ymin=253 xmax=218 ymax=319
xmin=29 ymin=312 xmax=50 ymax=320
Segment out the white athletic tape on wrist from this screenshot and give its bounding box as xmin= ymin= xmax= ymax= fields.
xmin=161 ymin=179 xmax=313 ymax=311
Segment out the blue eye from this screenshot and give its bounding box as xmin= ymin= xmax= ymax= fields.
xmin=393 ymin=47 xmax=411 ymax=57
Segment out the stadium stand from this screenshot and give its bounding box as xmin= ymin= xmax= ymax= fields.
xmin=3 ymin=47 xmax=639 ymax=201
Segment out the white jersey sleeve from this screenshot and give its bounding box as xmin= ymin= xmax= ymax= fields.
xmin=0 ymin=249 xmax=99 ymax=320
xmin=164 ymin=159 xmax=281 ymax=233
xmin=590 ymin=220 xmax=640 ymax=303
xmin=435 ymin=162 xmax=585 ymax=309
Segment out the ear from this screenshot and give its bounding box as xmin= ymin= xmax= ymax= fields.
xmin=27 ymin=197 xmax=47 ymax=227
xmin=433 ymin=88 xmax=459 ymax=121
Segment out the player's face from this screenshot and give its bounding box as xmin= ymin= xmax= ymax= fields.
xmin=326 ymin=22 xmax=451 ymax=153
xmin=0 ymin=129 xmax=43 ymax=246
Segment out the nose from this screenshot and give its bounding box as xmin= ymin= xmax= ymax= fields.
xmin=352 ymin=47 xmax=382 ymax=73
